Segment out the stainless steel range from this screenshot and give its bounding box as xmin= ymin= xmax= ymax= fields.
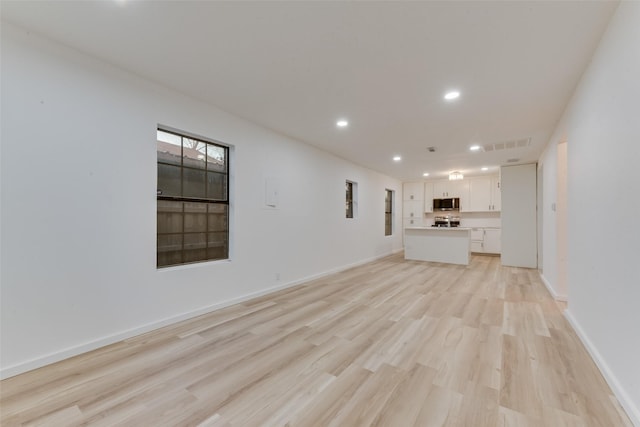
xmin=433 ymin=215 xmax=460 ymax=227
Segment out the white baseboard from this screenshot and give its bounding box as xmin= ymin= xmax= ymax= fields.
xmin=0 ymin=250 xmax=401 ymax=380
xmin=539 ymin=273 xmax=568 ymax=302
xmin=564 ymin=310 xmax=639 ymax=426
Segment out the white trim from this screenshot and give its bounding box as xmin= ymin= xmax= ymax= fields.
xmin=564 ymin=310 xmax=639 ymax=427
xmin=0 ymin=250 xmax=401 ymax=380
xmin=539 ymin=272 xmax=568 ymax=302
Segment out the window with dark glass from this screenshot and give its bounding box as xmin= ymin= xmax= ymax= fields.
xmin=156 ymin=128 xmax=229 ymax=267
xmin=385 ymin=189 xmax=393 ymax=236
xmin=346 ymin=181 xmax=354 ymax=218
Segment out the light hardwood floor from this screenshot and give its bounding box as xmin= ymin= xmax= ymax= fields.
xmin=0 ymin=254 xmax=633 ymax=426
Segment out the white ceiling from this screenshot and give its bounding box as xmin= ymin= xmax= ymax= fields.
xmin=1 ymin=1 xmax=618 ymax=181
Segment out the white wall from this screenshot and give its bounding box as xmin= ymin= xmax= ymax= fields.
xmin=538 ymin=143 xmax=560 ymax=297
xmin=538 ymin=2 xmax=640 ymax=424
xmin=0 ymin=24 xmax=403 ymax=378
xmin=555 ymin=142 xmax=568 ymax=299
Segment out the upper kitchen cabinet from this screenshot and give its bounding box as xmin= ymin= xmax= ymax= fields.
xmin=403 ymin=182 xmax=424 ymax=201
xmin=433 ymin=179 xmax=469 ymax=199
xmin=433 ymin=180 xmax=449 ymax=198
xmin=492 ymin=176 xmax=501 ymax=210
xmin=468 ymin=175 xmax=501 ymax=212
xmin=424 ymin=182 xmax=434 ymax=212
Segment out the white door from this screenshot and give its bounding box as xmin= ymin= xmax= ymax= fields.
xmin=501 ymin=164 xmax=537 ymax=267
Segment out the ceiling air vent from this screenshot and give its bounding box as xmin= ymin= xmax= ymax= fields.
xmin=483 ymin=137 xmax=531 ymax=152
xmin=506 ymin=158 xmax=520 ymax=163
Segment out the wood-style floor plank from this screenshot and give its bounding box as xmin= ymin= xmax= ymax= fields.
xmin=0 ymin=253 xmax=633 ymax=426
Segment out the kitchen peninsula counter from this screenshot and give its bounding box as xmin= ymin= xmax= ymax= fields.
xmin=404 ymin=227 xmax=471 ymax=265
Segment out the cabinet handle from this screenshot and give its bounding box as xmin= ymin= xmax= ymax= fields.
xmin=410 ymin=195 xmax=414 ymax=200
xmin=410 ymin=212 xmax=414 ymax=217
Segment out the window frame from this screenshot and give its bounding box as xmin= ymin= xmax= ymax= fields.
xmin=156 ymin=127 xmax=230 ymax=268
xmin=346 ymin=180 xmax=359 ymax=219
xmin=385 ymin=189 xmax=393 ymax=236
xmin=346 ymin=181 xmax=354 ymax=219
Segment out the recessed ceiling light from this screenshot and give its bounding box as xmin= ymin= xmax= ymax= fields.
xmin=393 ymin=156 xmax=402 ymax=162
xmin=470 ymin=145 xmax=481 ymax=151
xmin=444 ymin=91 xmax=460 ymax=100
xmin=336 ymin=120 xmax=348 ymax=128
xmin=481 ymin=167 xmax=489 ymax=171
xmin=423 ymin=172 xmax=429 ymax=177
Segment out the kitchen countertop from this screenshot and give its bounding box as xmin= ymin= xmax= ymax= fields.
xmin=405 ymin=226 xmax=471 ymax=231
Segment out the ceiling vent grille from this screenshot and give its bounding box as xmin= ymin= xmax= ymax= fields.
xmin=483 ymin=137 xmax=531 ymax=152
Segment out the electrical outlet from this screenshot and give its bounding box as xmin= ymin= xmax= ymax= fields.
xmin=275 ymin=273 xmax=280 ymax=281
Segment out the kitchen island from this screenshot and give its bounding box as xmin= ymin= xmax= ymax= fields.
xmin=404 ymin=227 xmax=471 ymax=265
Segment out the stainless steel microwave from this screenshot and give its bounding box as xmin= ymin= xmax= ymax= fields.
xmin=433 ymin=198 xmax=460 ymax=211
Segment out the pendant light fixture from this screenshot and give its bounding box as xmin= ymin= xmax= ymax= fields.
xmin=449 ymin=171 xmax=464 ymax=181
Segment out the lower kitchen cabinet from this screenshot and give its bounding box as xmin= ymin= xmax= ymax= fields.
xmin=470 ymin=227 xmax=501 ymax=254
xmin=483 ymin=228 xmax=501 ymax=254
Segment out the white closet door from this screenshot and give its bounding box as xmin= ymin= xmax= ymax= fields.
xmin=501 ymin=163 xmax=537 ymax=268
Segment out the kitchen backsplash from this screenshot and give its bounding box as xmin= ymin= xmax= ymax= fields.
xmin=424 ymin=211 xmax=501 ymax=228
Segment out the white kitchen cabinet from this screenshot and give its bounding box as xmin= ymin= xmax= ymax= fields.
xmin=467 ymin=175 xmax=501 ymax=212
xmin=468 ymin=177 xmax=492 ymax=211
xmin=403 ymin=218 xmax=422 ymax=228
xmin=433 ymin=180 xmax=449 ymax=198
xmin=470 ymin=228 xmax=484 ymax=241
xmin=470 ymin=227 xmax=501 ymax=254
xmin=491 ymin=176 xmax=501 ymax=211
xmin=454 ymin=180 xmax=470 ymax=211
xmin=403 ymin=182 xmax=424 ymax=201
xmin=423 ymin=182 xmax=434 ymax=212
xmin=483 ymin=228 xmax=501 ymax=254
xmin=470 ymin=227 xmax=484 ymax=253
xmin=433 ymin=179 xmax=469 ymax=199
xmin=403 ymin=182 xmax=426 ymax=227
xmin=471 ymin=241 xmax=484 ymax=252
xmin=403 ymin=200 xmax=424 ymax=220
